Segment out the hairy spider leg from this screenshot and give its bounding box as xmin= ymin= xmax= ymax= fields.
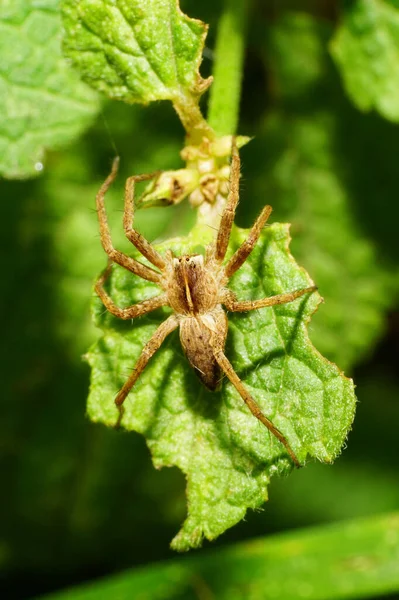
xmin=212 ymin=346 xmax=301 ymax=467
xmin=223 ymin=286 xmax=317 ymax=312
xmin=223 ymin=204 xmax=272 ymax=279
xmin=214 ymin=139 xmax=241 ymax=262
xmin=95 ymin=261 xmax=168 ymax=319
xmin=96 ymin=157 xmax=161 ymax=284
xmin=212 ymin=139 xmax=273 ymax=277
xmin=114 ymin=315 xmax=179 ymax=412
xmin=123 ymin=171 xmax=166 ymax=270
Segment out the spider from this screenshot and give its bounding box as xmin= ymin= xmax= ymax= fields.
xmin=95 ymin=144 xmax=316 ymax=467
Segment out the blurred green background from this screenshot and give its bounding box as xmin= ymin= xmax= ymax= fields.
xmin=1 ymin=1 xmax=398 ymax=598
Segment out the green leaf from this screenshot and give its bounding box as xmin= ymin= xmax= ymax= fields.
xmin=0 ymin=0 xmax=100 ymax=179
xmin=331 ymin=0 xmax=399 ymax=121
xmin=61 ymin=0 xmax=211 ymax=130
xmin=40 ymin=511 xmax=399 ymax=600
xmin=87 ymin=224 xmax=356 ymax=550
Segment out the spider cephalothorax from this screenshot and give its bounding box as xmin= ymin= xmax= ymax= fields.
xmin=166 ymin=253 xmax=221 ymax=315
xmin=95 ymin=144 xmax=316 ymax=466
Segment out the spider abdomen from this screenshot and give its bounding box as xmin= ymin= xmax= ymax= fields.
xmin=179 ymin=308 xmax=228 ymax=391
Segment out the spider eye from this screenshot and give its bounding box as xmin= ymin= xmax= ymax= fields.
xmin=185 ymin=257 xmax=190 ymax=262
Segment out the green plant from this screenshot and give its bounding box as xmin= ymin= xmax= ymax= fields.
xmin=1 ymin=1 xmax=398 ymax=598
xmin=61 ymin=0 xmax=358 ymax=550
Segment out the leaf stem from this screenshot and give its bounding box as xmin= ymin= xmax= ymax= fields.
xmin=173 ymin=95 xmax=213 ymax=141
xmin=207 ymin=0 xmax=249 ymax=135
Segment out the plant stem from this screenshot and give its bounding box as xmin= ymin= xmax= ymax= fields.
xmin=207 ymin=0 xmax=249 ymax=135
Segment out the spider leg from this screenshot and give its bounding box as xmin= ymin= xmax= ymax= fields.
xmin=96 ymin=158 xmax=161 ymax=284
xmin=115 ymin=315 xmax=179 ymax=410
xmin=95 ymin=262 xmax=168 ymax=319
xmin=212 ymin=346 xmax=300 ymax=467
xmin=123 ymin=172 xmax=166 ymax=270
xmin=213 ymin=138 xmax=241 ymax=262
xmin=223 ymin=286 xmax=317 ymax=312
xmin=223 ymin=205 xmax=272 ymax=278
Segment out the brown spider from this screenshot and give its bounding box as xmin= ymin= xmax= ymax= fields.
xmin=95 ymin=145 xmax=316 ymax=467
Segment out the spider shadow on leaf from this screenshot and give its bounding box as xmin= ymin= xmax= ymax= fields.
xmin=217 ymin=296 xmax=313 ymax=468
xmin=227 ymin=292 xmax=311 ymax=379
